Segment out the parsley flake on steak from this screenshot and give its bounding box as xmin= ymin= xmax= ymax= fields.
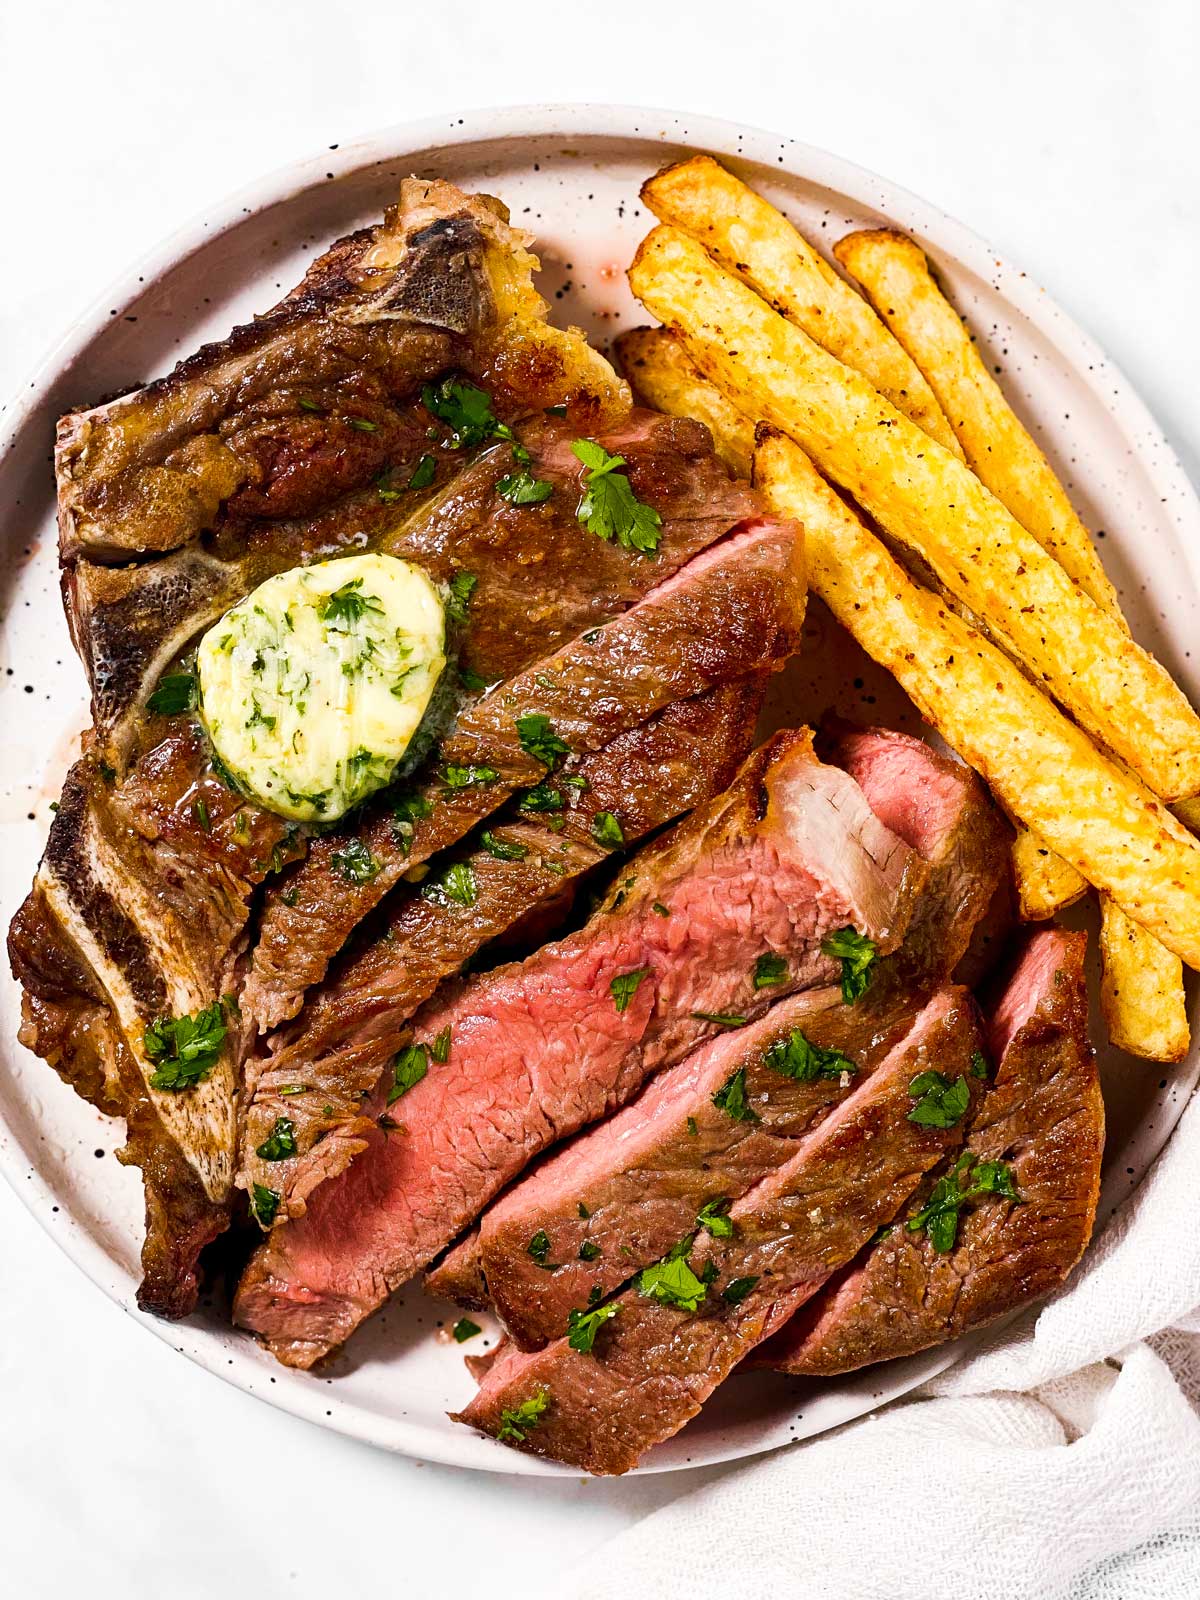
xmin=143 ymin=1000 xmax=228 ymax=1092
xmin=255 ymin=1117 xmax=297 ymax=1162
xmin=146 ymin=671 xmax=198 ymax=716
xmin=906 ymin=1153 xmax=1021 ymax=1253
xmin=765 ymin=1029 xmax=856 ymax=1084
xmin=571 ymin=438 xmax=663 ymax=554
xmin=516 ymin=713 xmax=571 ymax=767
xmin=821 ymin=926 xmax=878 ymax=1003
xmin=388 ymin=1044 xmax=429 ymax=1105
xmin=495 ymin=1390 xmax=550 ymax=1444
xmin=566 ymin=1302 xmax=619 ymax=1353
xmin=907 ymin=1070 xmax=971 ymax=1129
xmin=453 ymin=1317 xmax=482 ymax=1343
xmin=711 ymin=1066 xmax=758 ymax=1123
xmin=609 ymin=968 xmax=650 ymax=1014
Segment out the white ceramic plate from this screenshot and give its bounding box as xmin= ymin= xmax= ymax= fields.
xmin=2 ymin=105 xmax=1198 ymax=1477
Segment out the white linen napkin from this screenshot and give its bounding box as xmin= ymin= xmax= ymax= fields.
xmin=573 ymin=1086 xmax=1200 ymax=1599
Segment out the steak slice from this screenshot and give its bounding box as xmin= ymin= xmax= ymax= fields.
xmin=455 ymin=987 xmax=982 ymax=1474
xmin=241 ymin=513 xmax=803 ymax=1028
xmin=240 ymin=676 xmax=768 ymax=1218
xmin=756 ymin=927 xmax=1102 ymax=1375
xmin=233 ymin=729 xmax=927 ymax=1366
xmin=430 ymin=726 xmax=1008 ymax=1325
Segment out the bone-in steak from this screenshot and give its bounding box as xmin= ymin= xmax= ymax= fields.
xmin=233 ymin=729 xmax=926 ymax=1366
xmin=756 ymin=927 xmax=1101 ymax=1375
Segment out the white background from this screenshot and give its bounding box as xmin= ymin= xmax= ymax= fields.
xmin=2 ymin=2 xmax=1197 ymax=1596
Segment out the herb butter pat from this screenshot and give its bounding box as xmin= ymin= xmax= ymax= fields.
xmin=197 ymin=554 xmax=446 ymax=822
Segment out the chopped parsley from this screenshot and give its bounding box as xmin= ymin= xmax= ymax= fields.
xmin=421 ymin=377 xmax=502 ymax=449
xmin=445 ymin=571 xmax=478 ymax=626
xmin=579 ymin=1239 xmax=601 ymax=1261
xmin=528 ymin=1229 xmax=552 ymax=1265
xmin=722 ymin=1276 xmax=759 ymax=1305
xmin=610 ymin=968 xmax=650 ymax=1014
xmin=753 ymin=952 xmax=788 ymax=990
xmin=250 ymin=1183 xmax=281 ymax=1228
xmin=480 ymin=830 xmax=528 ymax=861
xmin=821 ymin=926 xmax=878 ymax=1003
xmin=255 ymin=1116 xmax=297 ymax=1162
xmin=458 ymin=664 xmax=490 ymax=693
xmin=686 ymin=1116 xmax=698 ymax=1137
xmin=578 ymin=1202 xmax=590 ymax=1219
xmin=567 ymin=1301 xmax=619 ymax=1353
xmin=422 ymin=861 xmax=477 ymax=908
xmin=693 ymin=1011 xmax=747 ymax=1029
xmin=712 ymin=1066 xmax=758 ymax=1123
xmin=430 ymin=1026 xmax=452 ymax=1064
xmin=696 ymin=1198 xmax=734 ymax=1238
xmin=143 ymin=1000 xmax=228 ymax=1092
xmin=330 ymin=837 xmax=380 ymax=885
xmin=452 ymin=1317 xmax=482 ymax=1343
xmin=347 ymin=415 xmax=378 ymax=431
xmin=571 ymin=439 xmax=663 ymax=554
xmin=279 ymin=1083 xmax=308 ymax=1096
xmin=321 ymin=578 xmax=384 ymax=628
xmin=408 ymin=453 xmax=437 ymax=489
xmin=638 ymin=1251 xmax=709 ymax=1313
xmin=392 ymin=790 xmax=433 ymax=852
xmin=147 ymin=671 xmax=197 ymax=716
xmin=193 ymin=798 xmax=211 ymax=833
xmin=970 ymin=1049 xmax=990 ymax=1080
xmin=591 ymin=810 xmax=625 ymax=849
xmin=652 ymin=901 xmax=670 ymax=917
xmin=906 ymin=1153 xmax=1021 ymax=1253
xmin=907 ymin=1070 xmax=971 ymax=1129
xmin=495 ymin=1389 xmax=549 ymax=1444
xmin=388 ymin=1043 xmax=428 ymax=1105
xmin=519 ymin=782 xmax=563 ymax=813
xmin=765 ymin=1029 xmax=856 ymax=1084
xmin=442 ymin=763 xmax=499 ymax=788
xmin=516 ymin=712 xmax=571 ymax=767
xmin=498 ymin=469 xmax=554 ymax=505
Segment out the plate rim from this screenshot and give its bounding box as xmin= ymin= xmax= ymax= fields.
xmin=2 ymin=100 xmax=1198 ymax=1477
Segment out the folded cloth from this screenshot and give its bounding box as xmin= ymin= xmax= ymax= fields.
xmin=570 ymin=1088 xmax=1200 ymax=1600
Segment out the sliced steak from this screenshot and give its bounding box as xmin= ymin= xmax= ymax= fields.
xmin=455 ymin=987 xmax=982 ymax=1474
xmin=820 ymin=723 xmax=1010 ymax=993
xmin=242 ymin=513 xmax=803 ymax=1028
xmin=433 ymin=726 xmax=1008 ymax=1326
xmin=757 ymin=927 xmax=1101 ymax=1375
xmin=240 ymin=676 xmax=768 ymax=1216
xmin=479 ymin=985 xmax=913 ymax=1348
xmin=233 ymin=729 xmax=927 ymax=1365
xmin=427 ymin=1230 xmax=490 ymax=1309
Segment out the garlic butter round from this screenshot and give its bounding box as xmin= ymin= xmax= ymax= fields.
xmin=197 ymin=553 xmax=447 ymax=822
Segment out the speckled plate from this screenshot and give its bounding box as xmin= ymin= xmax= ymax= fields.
xmin=2 ymin=105 xmax=1198 ymax=1476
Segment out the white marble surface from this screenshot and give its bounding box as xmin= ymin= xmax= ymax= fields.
xmin=1 ymin=2 xmax=1197 ymax=1596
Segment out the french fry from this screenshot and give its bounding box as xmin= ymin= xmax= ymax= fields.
xmin=629 ymin=224 xmax=1200 ymax=802
xmin=748 ymin=429 xmax=1200 ymax=968
xmin=616 ymin=325 xmax=755 ymax=477
xmin=833 ymin=229 xmax=1123 ymax=619
xmin=641 ymin=157 xmax=964 ymax=459
xmin=1099 ymin=898 xmax=1190 ymax=1062
xmin=1010 ymin=826 xmax=1087 ymax=920
xmin=832 ymin=230 xmax=1187 ymax=1051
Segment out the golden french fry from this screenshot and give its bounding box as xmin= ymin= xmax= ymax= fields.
xmin=629 ymin=225 xmax=1200 ymax=802
xmin=1099 ymin=897 xmax=1190 ymax=1062
xmin=616 ymin=326 xmax=755 ymax=477
xmin=833 ymin=229 xmax=1123 ymax=620
xmin=641 ymin=157 xmax=963 ymax=458
xmin=748 ymin=429 xmax=1200 ymax=968
xmin=1010 ymin=826 xmax=1088 ymax=920
xmin=834 ymin=231 xmax=1190 ymax=1035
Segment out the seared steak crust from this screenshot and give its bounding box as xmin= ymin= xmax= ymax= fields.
xmin=233 ymin=730 xmax=924 ymax=1366
xmin=757 ymin=928 xmax=1101 ymax=1375
xmin=456 ymin=989 xmax=982 ymax=1474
